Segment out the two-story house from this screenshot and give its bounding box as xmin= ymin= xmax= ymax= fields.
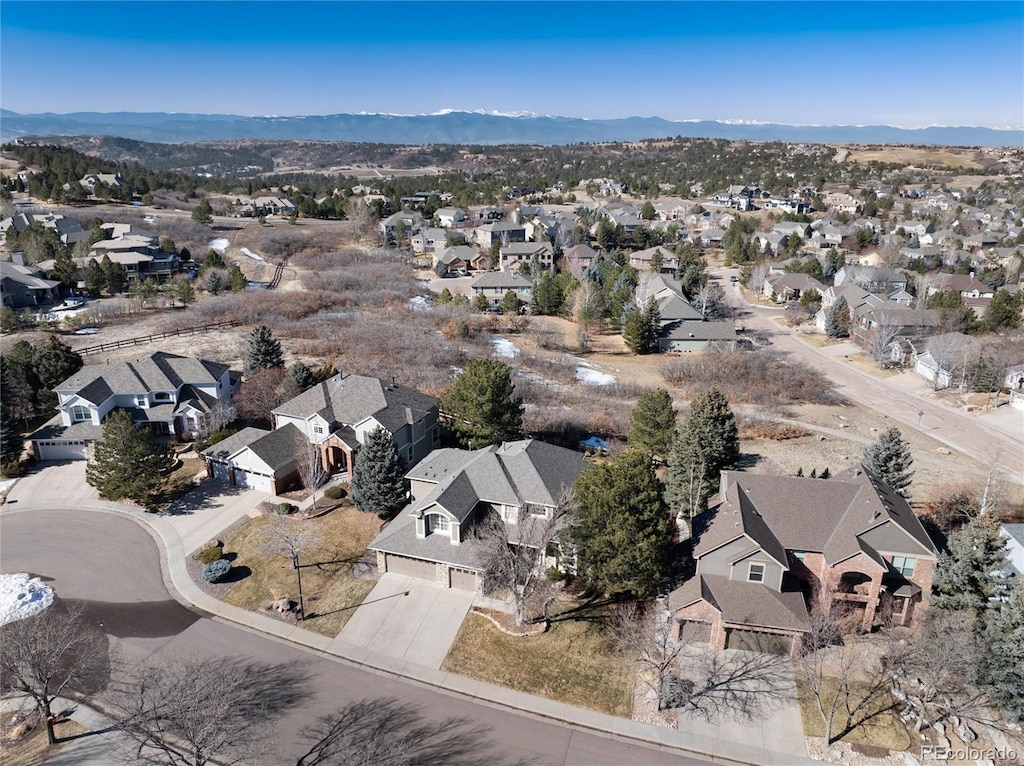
xmin=470 ymin=271 xmax=533 ymax=306
xmin=31 ymin=352 xmax=236 ymax=461
xmin=498 ymin=242 xmax=554 ymax=272
xmin=670 ymin=466 xmax=938 ymax=655
xmin=204 ymin=372 xmax=439 ymax=494
xmin=369 ymin=439 xmax=586 ymax=591
xmin=1 ymin=260 xmax=62 ymax=309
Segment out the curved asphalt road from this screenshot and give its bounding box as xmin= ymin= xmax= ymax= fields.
xmin=2 ymin=510 xmax=710 ymax=766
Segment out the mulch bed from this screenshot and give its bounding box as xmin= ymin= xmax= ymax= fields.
xmin=185 ymin=515 xmax=251 ymax=600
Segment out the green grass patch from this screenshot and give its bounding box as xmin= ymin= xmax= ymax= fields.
xmin=797 ymin=677 xmax=910 ymax=752
xmin=221 ymin=506 xmax=381 ymax=636
xmin=442 ymin=611 xmax=633 ymax=717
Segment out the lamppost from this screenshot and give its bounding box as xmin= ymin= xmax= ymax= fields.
xmin=291 ymin=552 xmax=305 ymax=621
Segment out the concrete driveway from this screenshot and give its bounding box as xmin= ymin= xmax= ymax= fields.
xmin=4 ymin=461 xmax=98 ymax=506
xmin=332 ymin=573 xmax=475 ymax=669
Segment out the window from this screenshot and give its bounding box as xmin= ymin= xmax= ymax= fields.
xmin=792 ymin=551 xmax=806 ymax=564
xmin=154 ymin=392 xmax=171 ymax=401
xmin=70 ymin=405 xmax=90 ymax=422
xmin=135 ymin=395 xmax=147 ymax=407
xmin=525 ymin=503 xmax=548 ymax=518
xmin=431 ymin=426 xmax=440 ymax=445
xmin=891 ymin=556 xmax=916 ymax=577
xmin=313 ymin=425 xmax=324 ymax=436
xmin=747 ymin=562 xmax=766 ymax=583
xmin=427 ymin=514 xmax=450 ymax=534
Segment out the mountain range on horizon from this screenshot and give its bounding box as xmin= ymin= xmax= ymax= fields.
xmin=1 ymin=109 xmax=1021 ymax=148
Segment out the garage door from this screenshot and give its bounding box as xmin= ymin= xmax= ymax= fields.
xmin=384 ymin=554 xmax=436 ymax=581
xmin=725 ymin=628 xmax=792 ymax=655
xmin=449 ymin=567 xmax=478 ymax=591
xmin=678 ymin=620 xmax=712 ymax=644
xmin=35 ymin=440 xmax=88 ymax=461
xmin=234 ymin=469 xmax=272 ymax=493
xmin=210 ymin=460 xmax=231 ymax=482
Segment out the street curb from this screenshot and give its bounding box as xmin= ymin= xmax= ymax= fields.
xmin=2 ymin=502 xmax=817 ymax=765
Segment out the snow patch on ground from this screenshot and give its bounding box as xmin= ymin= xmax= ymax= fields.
xmin=208 ymin=238 xmax=229 ymax=252
xmin=575 ymin=366 xmax=616 ymax=386
xmin=0 ymin=478 xmax=15 ymax=495
xmin=408 ymin=296 xmax=429 ymax=311
xmin=1 ymin=573 xmax=54 ymax=626
xmin=239 ymin=247 xmax=266 ymax=263
xmin=491 ymin=337 xmax=520 ymax=358
xmin=74 ymin=327 xmax=100 ymax=335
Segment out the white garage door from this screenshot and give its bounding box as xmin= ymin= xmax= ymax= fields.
xmin=35 ymin=440 xmax=88 ymax=461
xmin=449 ymin=567 xmax=478 ymax=591
xmin=234 ymin=469 xmax=272 ymax=493
xmin=210 ymin=460 xmax=231 ymax=481
xmin=385 ymin=554 xmax=436 ymax=581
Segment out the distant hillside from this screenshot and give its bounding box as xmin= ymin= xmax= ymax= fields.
xmin=1 ymin=109 xmax=1021 ymax=147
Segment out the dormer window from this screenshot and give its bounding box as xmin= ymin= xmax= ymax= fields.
xmin=154 ymin=392 xmax=171 ymax=401
xmin=426 ymin=514 xmax=450 ymax=536
xmin=313 ymin=425 xmax=324 ymax=436
xmin=747 ymin=562 xmax=766 ymax=583
xmin=71 ymin=405 xmax=90 ymax=422
xmin=135 ymin=395 xmax=147 ymax=407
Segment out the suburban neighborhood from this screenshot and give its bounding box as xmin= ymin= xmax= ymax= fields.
xmin=1 ymin=38 xmax=1023 ymax=764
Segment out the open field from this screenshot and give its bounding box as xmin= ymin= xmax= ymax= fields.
xmin=844 ymin=146 xmax=983 ymax=169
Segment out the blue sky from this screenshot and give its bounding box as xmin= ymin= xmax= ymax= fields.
xmin=2 ymin=1 xmax=1021 ymax=128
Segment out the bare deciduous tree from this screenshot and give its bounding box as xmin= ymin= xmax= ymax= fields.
xmin=883 ymin=610 xmax=1002 ymax=737
xmin=194 ymin=400 xmax=237 ymax=445
xmin=746 ymin=261 xmax=770 ymax=294
xmin=472 ymin=493 xmax=569 ymax=627
xmin=866 ymin=314 xmax=903 ymax=368
xmin=297 ymin=441 xmax=328 ymax=509
xmin=796 ymin=594 xmax=888 ymax=745
xmin=607 ymin=602 xmax=685 ymax=710
xmin=0 ymin=601 xmax=110 ymax=745
xmin=111 ymin=655 xmax=310 ymax=766
xmin=923 ymin=332 xmax=975 ymax=391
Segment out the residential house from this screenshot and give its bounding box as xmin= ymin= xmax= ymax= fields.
xmin=0 ymin=212 xmax=86 ymax=246
xmin=823 ymin=192 xmax=862 ymax=215
xmin=205 ymin=372 xmax=439 ymax=494
xmin=772 ymin=221 xmax=812 ymax=240
xmin=899 ymin=220 xmax=936 ymax=238
xmin=636 ymin=273 xmax=736 ymax=352
xmin=499 ymin=242 xmax=554 ymax=272
xmin=1 ymin=260 xmax=61 ymax=309
xmin=474 ymin=222 xmax=526 ymax=250
xmin=432 ymin=245 xmax=487 ymax=275
xmin=670 ymin=467 xmax=938 ymax=655
xmin=78 ymin=173 xmax=125 ymax=193
xmin=754 ymin=231 xmax=788 ymax=256
xmin=763 ymin=273 xmax=827 ymax=303
xmin=469 ymin=271 xmax=533 ymax=306
xmin=925 ymin=273 xmax=994 ymax=301
xmin=435 ymin=207 xmax=468 ymax=228
xmin=1000 ymin=524 xmax=1024 ymax=578
xmin=628 ymin=246 xmax=678 ymax=273
xmin=811 ymin=223 xmax=845 ymax=249
xmin=834 ymin=266 xmax=908 ymax=295
xmin=852 ymin=306 xmax=942 ymax=349
xmin=913 ymin=332 xmax=974 ymax=389
xmin=561 ymin=244 xmax=598 ymax=274
xmin=699 ymin=228 xmax=727 ymax=247
xmin=411 ymin=227 xmax=448 ymax=254
xmin=238 ymin=196 xmax=297 ymax=217
xmin=369 ymin=439 xmax=586 ymax=591
xmin=379 ymin=210 xmax=422 ymax=240
xmin=31 ymin=352 xmax=237 ymax=462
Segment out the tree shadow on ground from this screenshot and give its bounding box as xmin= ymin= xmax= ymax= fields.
xmin=546 ymin=593 xmax=632 ymax=626
xmin=294 ymin=697 xmax=536 ymax=766
xmin=159 ymin=479 xmax=252 ymax=516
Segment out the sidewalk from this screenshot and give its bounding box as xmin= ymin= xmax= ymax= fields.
xmin=2 ymin=498 xmax=815 ymax=766
xmin=0 ymin=695 xmax=125 ymax=766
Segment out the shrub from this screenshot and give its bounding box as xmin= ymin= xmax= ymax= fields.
xmin=205 ymin=428 xmax=237 ymax=446
xmin=199 ymin=545 xmax=224 ymax=565
xmin=277 ymin=502 xmax=298 ymax=515
xmin=323 ymin=486 xmax=346 ymax=500
xmin=202 ymin=558 xmax=231 ymax=583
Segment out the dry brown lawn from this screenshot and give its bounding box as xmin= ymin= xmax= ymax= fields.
xmin=797 ymin=677 xmax=910 ymax=752
xmin=0 ymin=719 xmax=88 ymax=766
xmin=442 ymin=611 xmax=633 ymax=717
xmin=220 ymin=506 xmax=381 ymax=636
xmin=845 ymin=146 xmax=981 ymax=169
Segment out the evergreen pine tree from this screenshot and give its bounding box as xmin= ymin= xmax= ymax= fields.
xmin=244 ymin=324 xmax=284 ymax=374
xmin=52 ymin=248 xmax=78 ymax=288
xmin=207 ymin=271 xmax=223 ymax=295
xmin=174 ymin=278 xmax=195 ymax=307
xmin=666 ymin=388 xmax=740 ymax=517
xmin=351 ymin=427 xmax=407 ymax=519
xmin=33 ymin=335 xmax=83 ymax=414
xmin=83 ymin=258 xmax=107 ymax=295
xmin=824 ymin=297 xmax=850 ymax=338
xmin=981 ymin=584 xmax=1024 ymax=725
xmin=438 ymin=358 xmax=524 ymax=449
xmin=862 ymin=427 xmax=914 ymax=498
xmin=621 ymin=306 xmax=647 ymax=354
xmin=229 ymin=265 xmax=247 ymax=293
xmin=191 ymin=197 xmax=214 ymax=225
xmin=0 ymin=412 xmax=25 ymax=475
xmin=85 ymin=409 xmax=175 ymax=510
xmin=289 ymin=361 xmax=315 ymax=391
xmin=627 ymin=388 xmax=676 ymax=458
xmin=1 ymin=362 xmax=37 ymax=425
xmin=101 ymin=254 xmax=126 ymax=294
xmin=569 ymin=449 xmax=674 ymax=598
xmin=932 ymin=517 xmax=1010 ymax=615
xmin=641 ymin=296 xmax=661 ymax=352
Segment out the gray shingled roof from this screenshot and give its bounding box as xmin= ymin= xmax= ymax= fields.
xmin=273 ymin=373 xmax=436 ymax=434
xmin=698 ymin=574 xmax=809 ymax=632
xmin=29 ymin=414 xmax=103 ymax=442
xmin=369 ymin=509 xmax=484 ymax=569
xmin=203 ymin=427 xmax=271 ymax=462
xmin=248 ymin=423 xmax=306 ymax=471
xmin=55 ymin=352 xmax=228 ymax=399
xmin=470 ymin=271 xmax=533 ymax=290
xmin=401 ymin=440 xmax=585 ymax=525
